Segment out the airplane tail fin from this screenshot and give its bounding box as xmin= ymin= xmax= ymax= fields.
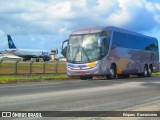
xmin=7 ymin=35 xmax=16 ymax=49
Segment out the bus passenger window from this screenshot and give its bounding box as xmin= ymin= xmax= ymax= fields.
xmin=106 ymin=37 xmax=110 ymax=52
xmin=101 ymin=38 xmax=107 ymax=56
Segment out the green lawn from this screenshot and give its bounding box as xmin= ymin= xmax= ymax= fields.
xmin=0 ymin=74 xmax=69 ymax=84
xmin=153 ymin=72 xmax=160 ymax=75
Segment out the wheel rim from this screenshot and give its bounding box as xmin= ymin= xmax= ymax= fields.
xmin=148 ymin=68 xmax=152 ymax=76
xmin=110 ymin=68 xmax=115 ymax=78
xmin=144 ymin=67 xmax=148 ymax=77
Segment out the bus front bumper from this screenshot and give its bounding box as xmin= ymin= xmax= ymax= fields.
xmin=66 ymin=62 xmax=100 ymax=77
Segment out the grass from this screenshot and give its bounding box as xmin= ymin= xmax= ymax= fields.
xmin=153 ymin=72 xmax=160 ymax=75
xmin=0 ymin=74 xmax=70 ymax=84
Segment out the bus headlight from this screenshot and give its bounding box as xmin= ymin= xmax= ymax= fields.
xmin=87 ymin=61 xmax=97 ymax=67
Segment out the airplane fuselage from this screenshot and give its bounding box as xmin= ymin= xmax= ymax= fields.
xmin=6 ymin=49 xmax=51 ymax=61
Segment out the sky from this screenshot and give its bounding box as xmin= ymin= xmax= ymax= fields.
xmin=0 ymin=0 xmax=160 ymax=57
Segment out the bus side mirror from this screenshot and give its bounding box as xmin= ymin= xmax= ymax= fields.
xmin=98 ymin=36 xmax=107 ymax=47
xmin=61 ymin=39 xmax=69 ymax=57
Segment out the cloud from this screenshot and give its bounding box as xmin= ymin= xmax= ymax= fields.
xmin=0 ymin=0 xmax=160 ymax=35
xmin=0 ymin=0 xmax=160 ymax=56
xmin=146 ymin=1 xmax=160 ymax=26
xmin=0 ymin=29 xmax=7 ymax=48
xmin=105 ymin=0 xmax=158 ymax=32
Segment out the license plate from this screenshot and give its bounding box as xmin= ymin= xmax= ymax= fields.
xmin=78 ymin=71 xmax=85 ymax=75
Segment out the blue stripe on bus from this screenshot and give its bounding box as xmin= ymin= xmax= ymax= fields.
xmin=78 ymin=65 xmax=87 ymax=67
xmin=68 ymin=64 xmax=74 ymax=67
xmin=68 ymin=63 xmax=87 ymax=68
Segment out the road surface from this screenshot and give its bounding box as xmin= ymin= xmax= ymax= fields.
xmin=0 ymin=76 xmax=160 ymax=119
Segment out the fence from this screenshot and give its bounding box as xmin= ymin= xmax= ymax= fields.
xmin=0 ymin=60 xmax=66 ymax=75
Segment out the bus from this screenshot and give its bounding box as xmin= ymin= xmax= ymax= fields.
xmin=61 ymin=26 xmax=159 ymax=80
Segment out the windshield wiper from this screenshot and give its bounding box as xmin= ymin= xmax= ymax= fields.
xmin=82 ymin=47 xmax=91 ymax=62
xmin=72 ymin=45 xmax=81 ymax=63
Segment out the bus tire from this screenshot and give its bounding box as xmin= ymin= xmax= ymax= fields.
xmin=138 ymin=65 xmax=148 ymax=77
xmin=142 ymin=65 xmax=148 ymax=77
xmin=107 ymin=65 xmax=116 ymax=79
xmin=147 ymin=66 xmax=152 ymax=77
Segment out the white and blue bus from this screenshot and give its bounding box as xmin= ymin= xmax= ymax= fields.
xmin=61 ymin=26 xmax=159 ymax=80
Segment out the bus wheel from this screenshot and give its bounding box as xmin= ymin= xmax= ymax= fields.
xmin=107 ymin=65 xmax=116 ymax=79
xmin=141 ymin=65 xmax=148 ymax=77
xmin=147 ymin=66 xmax=152 ymax=77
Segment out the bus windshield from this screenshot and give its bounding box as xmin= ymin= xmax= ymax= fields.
xmin=67 ymin=33 xmax=101 ymax=63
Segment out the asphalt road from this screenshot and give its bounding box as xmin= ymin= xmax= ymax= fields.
xmin=0 ymin=76 xmax=160 ymax=119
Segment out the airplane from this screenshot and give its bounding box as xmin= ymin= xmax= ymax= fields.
xmin=5 ymin=35 xmax=52 ymax=62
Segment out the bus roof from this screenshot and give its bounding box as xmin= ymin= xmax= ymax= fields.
xmin=71 ymin=26 xmax=156 ymax=40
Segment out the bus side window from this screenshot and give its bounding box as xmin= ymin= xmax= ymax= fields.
xmin=101 ymin=38 xmax=107 ymax=56
xmin=106 ymin=37 xmax=110 ymax=51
